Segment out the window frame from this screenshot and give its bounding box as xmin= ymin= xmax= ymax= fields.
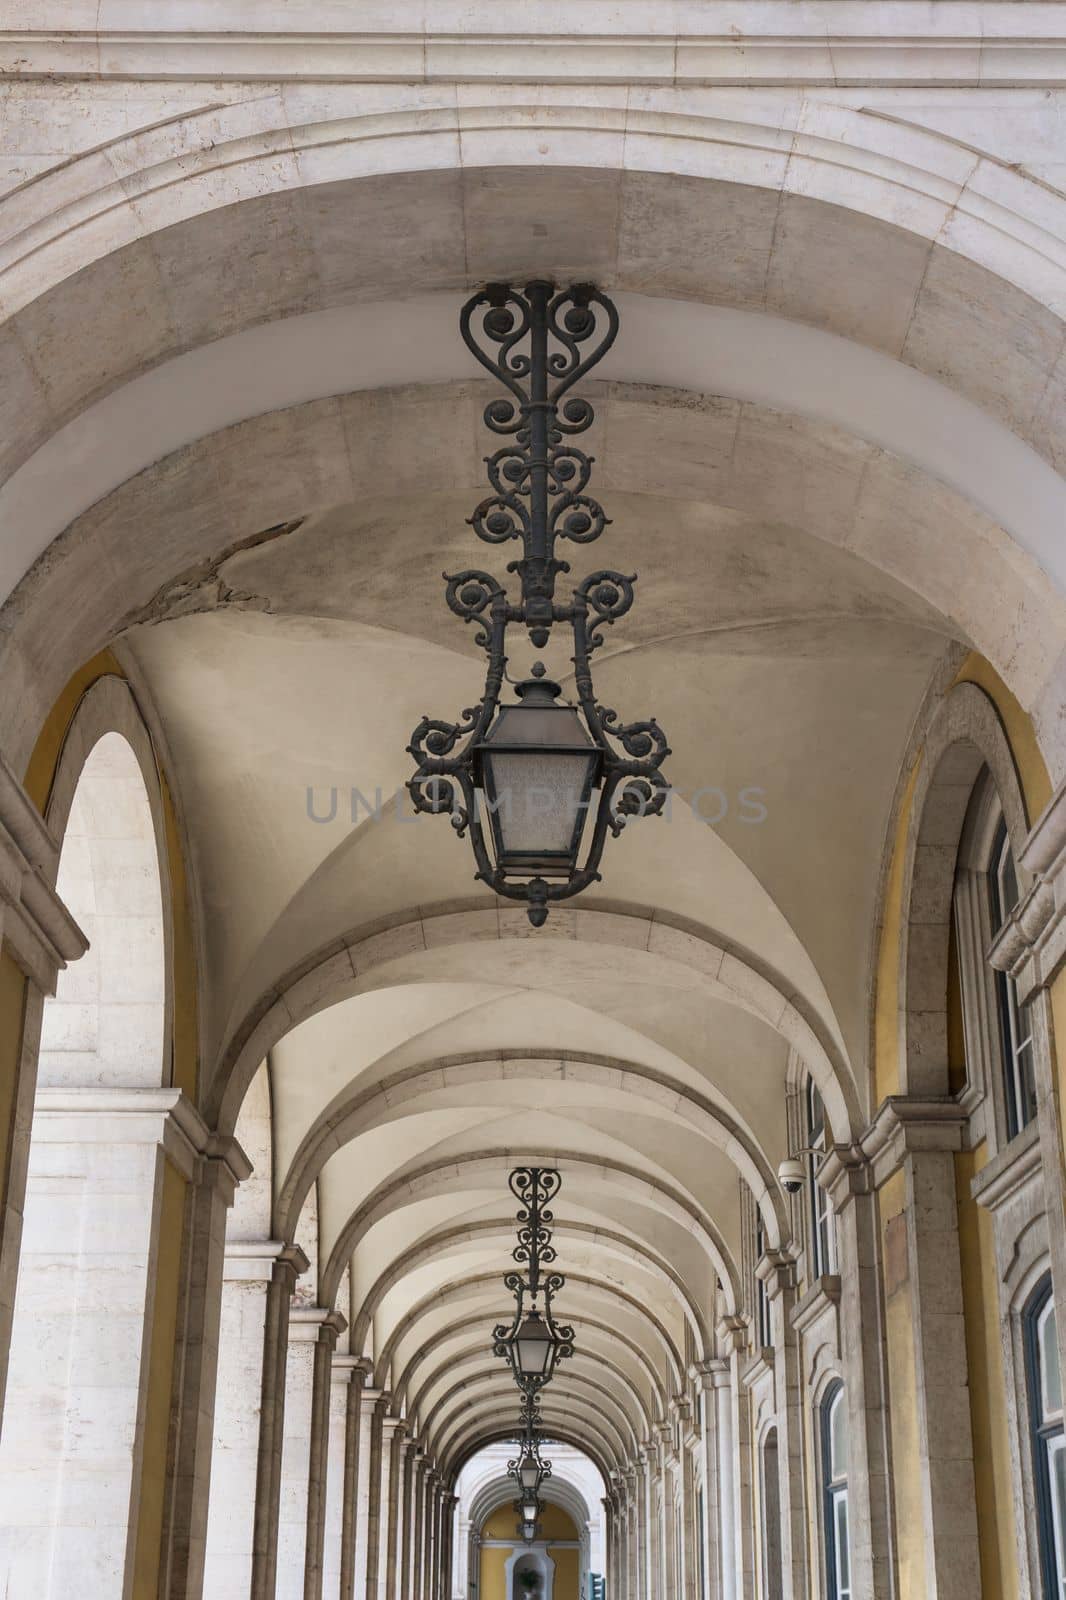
xmin=1026 ymin=1277 xmax=1066 ymax=1599
xmin=807 ymin=1078 xmax=837 ymax=1278
xmin=989 ymin=817 xmax=1038 ymax=1140
xmin=821 ymin=1382 xmax=851 ymax=1600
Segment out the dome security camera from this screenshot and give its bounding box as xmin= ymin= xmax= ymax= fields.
xmin=778 ymin=1157 xmax=806 ymax=1195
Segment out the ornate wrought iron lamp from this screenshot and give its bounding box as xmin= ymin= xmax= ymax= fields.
xmin=407 ymin=280 xmax=670 ymax=927
xmin=493 ymin=1167 xmax=574 ymax=1393
xmin=509 ymin=1394 xmax=553 ymax=1499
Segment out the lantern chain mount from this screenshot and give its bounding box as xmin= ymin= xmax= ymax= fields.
xmin=406 ymin=280 xmax=671 ymax=927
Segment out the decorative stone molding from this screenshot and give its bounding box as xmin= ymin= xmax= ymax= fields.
xmin=989 ymin=778 xmax=1066 ymax=1004
xmin=0 ymin=750 xmax=86 ymax=994
xmin=30 ymin=1085 xmax=250 ymax=1187
xmin=854 ymin=1096 xmax=969 ymax=1189
xmin=716 ymin=1314 xmax=749 ymax=1355
xmin=789 ymin=1276 xmax=842 ymax=1338
xmin=10 ymin=7 xmax=1066 ymax=87
xmin=970 ymin=1118 xmax=1044 ymax=1214
xmin=755 ymin=1248 xmax=797 ymax=1302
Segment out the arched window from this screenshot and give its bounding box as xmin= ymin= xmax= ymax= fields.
xmin=807 ymin=1079 xmax=836 ymax=1276
xmin=989 ymin=818 xmax=1038 ymax=1138
xmin=822 ymin=1383 xmax=851 ymax=1600
xmin=1026 ymin=1278 xmax=1066 ymax=1597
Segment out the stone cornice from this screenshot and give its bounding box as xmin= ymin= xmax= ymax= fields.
xmin=30 ymin=1086 xmax=251 ymax=1188
xmin=7 ymin=7 xmax=1066 ymax=86
xmin=970 ymin=1117 xmax=1043 ymax=1213
xmin=988 ymin=778 xmax=1066 ymax=1004
xmin=0 ymin=751 xmax=87 ymax=995
xmin=789 ymin=1275 xmax=842 ymax=1337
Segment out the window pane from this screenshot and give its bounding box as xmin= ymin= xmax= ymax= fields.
xmin=830 ymin=1390 xmax=849 ymax=1480
xmin=834 ymin=1491 xmax=851 ymax=1600
xmin=1041 ymin=1302 xmax=1063 ymax=1420
xmin=1049 ymin=1434 xmax=1066 ymax=1598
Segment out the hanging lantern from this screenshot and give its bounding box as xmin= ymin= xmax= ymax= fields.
xmin=408 ymin=281 xmax=670 ymax=927
xmin=492 ymin=1168 xmax=574 ymax=1395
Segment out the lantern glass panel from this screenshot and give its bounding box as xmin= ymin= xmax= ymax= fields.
xmin=515 ymin=1310 xmax=554 ymax=1377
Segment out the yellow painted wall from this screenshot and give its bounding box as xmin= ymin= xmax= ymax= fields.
xmin=956 ymin=1145 xmax=1019 ymax=1600
xmin=478 ymin=1504 xmax=580 ymax=1599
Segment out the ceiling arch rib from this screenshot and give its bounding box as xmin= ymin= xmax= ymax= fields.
xmin=468 ymin=1473 xmax=595 ymax=1538
xmin=277 ymin=1045 xmax=794 ymax=1255
xmin=412 ymin=1350 xmax=652 ymax=1457
xmin=392 ymin=1311 xmax=667 ymax=1427
xmin=318 ymin=1146 xmax=739 ymax=1313
xmin=235 ymin=908 xmax=858 ymax=1150
xmin=422 ymin=1366 xmax=643 ymax=1464
xmin=441 ymin=1398 xmax=627 ymax=1482
xmin=448 ymin=1425 xmax=617 ymax=1493
xmin=431 ymin=1378 xmax=634 ymax=1474
xmin=373 ymin=1272 xmax=685 ymax=1397
xmin=349 ymin=1218 xmax=712 ymax=1360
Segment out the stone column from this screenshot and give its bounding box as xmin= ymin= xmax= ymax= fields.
xmin=363 ymin=1395 xmax=391 ymax=1598
xmin=625 ymin=1470 xmax=640 ymax=1599
xmin=383 ymin=1422 xmax=408 ymax=1600
xmin=603 ymin=1495 xmax=617 ymax=1598
xmin=334 ymin=1359 xmax=370 ymax=1600
xmin=203 ymin=1239 xmax=296 ymax=1596
xmin=399 ymin=1435 xmax=417 ymax=1597
xmin=411 ymin=1452 xmax=427 ymax=1600
xmin=350 ymin=1383 xmax=382 ymax=1598
xmin=758 ymin=1252 xmax=808 ymax=1600
xmin=827 ymin=1109 xmax=965 ymax=1600
xmin=423 ymin=1473 xmax=438 ymax=1600
xmin=705 ymin=1359 xmax=736 ymax=1600
xmin=250 ymin=1244 xmax=311 ymax=1600
xmin=717 ymin=1318 xmax=755 ymax=1600
xmin=274 ymin=1307 xmax=339 ymax=1599
xmin=693 ymin=1367 xmax=721 ymax=1600
xmin=441 ymin=1491 xmax=457 ymax=1600
xmin=303 ymin=1311 xmax=347 ymax=1600
xmin=671 ymin=1398 xmax=701 ymax=1600
xmin=163 ymin=1122 xmax=256 ymax=1600
xmin=0 ymin=1088 xmax=234 ymax=1600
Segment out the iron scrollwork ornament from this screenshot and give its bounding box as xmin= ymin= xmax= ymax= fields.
xmin=407 ymin=281 xmax=670 ymax=927
xmin=493 ymin=1167 xmax=574 ymax=1396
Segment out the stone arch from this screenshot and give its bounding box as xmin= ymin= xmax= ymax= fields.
xmin=411 ymin=1344 xmax=653 ymax=1447
xmin=392 ymin=1309 xmax=668 ymax=1427
xmin=373 ymin=1272 xmax=686 ymax=1397
xmin=450 ymin=1430 xmax=615 ymax=1499
xmin=898 ymin=681 xmax=1032 ymax=1097
xmin=319 ymin=1145 xmax=741 ymax=1315
xmin=351 ymin=1217 xmax=713 ymax=1360
xmin=38 ymin=673 xmax=173 ymax=1089
xmin=215 ymin=905 xmax=858 ymax=1148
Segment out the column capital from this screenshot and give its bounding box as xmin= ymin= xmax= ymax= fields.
xmin=0 ymin=748 xmax=87 ymax=994
xmin=755 ymin=1247 xmax=797 ymax=1301
xmin=987 ymin=776 xmax=1066 ymax=1002
xmin=29 ymin=1086 xmax=252 ymax=1193
xmin=855 ymin=1096 xmax=968 ymax=1189
xmin=716 ymin=1313 xmax=748 ymax=1354
xmin=695 ymin=1357 xmax=732 ymax=1391
xmin=331 ymin=1353 xmax=373 ymax=1384
xmin=273 ymin=1241 xmax=311 ymax=1292
xmin=288 ymin=1304 xmax=345 ymax=1344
